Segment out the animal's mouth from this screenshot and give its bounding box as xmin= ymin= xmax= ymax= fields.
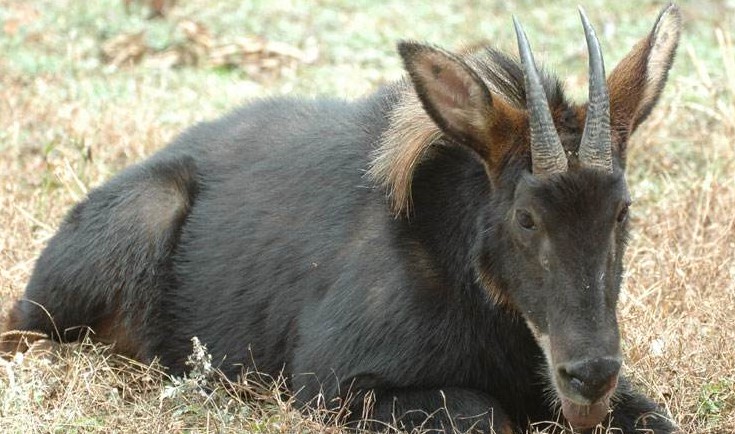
xmin=553 ymin=362 xmax=619 ymax=429
xmin=560 ymin=394 xmax=612 ymax=429
xmin=523 ymin=319 xmax=620 ymax=429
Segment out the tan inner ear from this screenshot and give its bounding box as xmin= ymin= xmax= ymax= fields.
xmin=412 ymin=50 xmax=494 ymax=154
xmin=608 ymin=39 xmax=648 ymax=132
xmin=411 ymin=49 xmax=530 ymax=169
xmin=607 ymin=5 xmax=681 ymax=143
xmin=369 ymin=85 xmax=527 ymax=215
xmin=414 ymin=51 xmax=475 ymax=109
xmin=640 ymin=6 xmax=682 ymax=120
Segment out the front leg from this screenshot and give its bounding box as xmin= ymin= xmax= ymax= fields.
xmin=606 ymin=377 xmax=677 ymax=433
xmin=348 ymin=387 xmax=517 ymax=434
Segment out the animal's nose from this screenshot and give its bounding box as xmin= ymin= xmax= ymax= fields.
xmin=557 ymin=356 xmax=621 ymax=403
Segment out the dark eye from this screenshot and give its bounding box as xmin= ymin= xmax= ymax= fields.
xmin=617 ymin=203 xmax=630 ymax=223
xmin=516 ymin=209 xmax=536 ymax=230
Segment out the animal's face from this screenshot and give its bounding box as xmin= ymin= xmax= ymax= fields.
xmin=372 ymin=3 xmax=681 ymax=430
xmin=503 ymin=169 xmax=631 ymax=427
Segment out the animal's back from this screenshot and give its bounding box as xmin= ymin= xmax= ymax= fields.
xmin=147 ymin=93 xmax=400 ymax=376
xmin=2 ymin=92 xmax=396 ymax=368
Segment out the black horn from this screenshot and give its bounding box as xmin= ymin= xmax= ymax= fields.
xmin=513 ymin=17 xmax=568 ymax=176
xmin=578 ymin=7 xmax=614 ymax=173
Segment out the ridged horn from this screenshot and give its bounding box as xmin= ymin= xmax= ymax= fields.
xmin=513 ymin=17 xmax=568 ymax=176
xmin=578 ymin=7 xmax=614 ymax=173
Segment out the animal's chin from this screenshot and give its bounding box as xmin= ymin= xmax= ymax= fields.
xmin=560 ymin=396 xmax=611 ymax=430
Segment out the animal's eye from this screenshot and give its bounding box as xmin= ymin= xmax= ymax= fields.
xmin=516 ymin=209 xmax=536 ymax=230
xmin=617 ymin=203 xmax=630 ymax=223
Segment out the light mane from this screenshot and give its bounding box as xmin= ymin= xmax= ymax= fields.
xmin=368 ymin=81 xmax=441 ymax=216
xmin=369 ymin=48 xmax=562 ymax=215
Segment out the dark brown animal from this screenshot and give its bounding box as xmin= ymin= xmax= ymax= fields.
xmin=3 ymin=5 xmax=682 ymax=433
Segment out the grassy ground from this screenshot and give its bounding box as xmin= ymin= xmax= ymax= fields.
xmin=1 ymin=0 xmax=734 ymax=432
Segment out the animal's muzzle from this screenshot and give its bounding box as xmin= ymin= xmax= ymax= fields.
xmin=557 ymin=356 xmax=621 ymax=404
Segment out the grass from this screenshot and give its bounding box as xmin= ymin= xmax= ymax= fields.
xmin=1 ymin=0 xmax=734 ymax=432
xmin=0 ymin=337 xmax=331 ymax=433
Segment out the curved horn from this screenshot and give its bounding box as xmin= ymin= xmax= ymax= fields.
xmin=513 ymin=17 xmax=568 ymax=176
xmin=578 ymin=7 xmax=614 ymax=173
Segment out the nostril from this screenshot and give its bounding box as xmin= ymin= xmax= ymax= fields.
xmin=557 ymin=357 xmax=621 ymax=402
xmin=558 ymin=364 xmax=587 ymax=392
xmin=568 ymin=375 xmax=584 ymax=391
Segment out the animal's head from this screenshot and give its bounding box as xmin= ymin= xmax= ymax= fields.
xmin=370 ymin=4 xmax=681 ymax=430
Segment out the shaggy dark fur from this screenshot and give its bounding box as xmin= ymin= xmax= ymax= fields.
xmin=3 ymin=5 xmax=682 ymax=434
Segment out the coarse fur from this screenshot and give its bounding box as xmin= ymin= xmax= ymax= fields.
xmin=3 ymin=5 xmax=682 ymax=434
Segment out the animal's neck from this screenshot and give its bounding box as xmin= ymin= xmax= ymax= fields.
xmin=406 ymin=142 xmax=491 ymax=295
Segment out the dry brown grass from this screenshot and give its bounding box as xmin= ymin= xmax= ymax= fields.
xmin=0 ymin=337 xmax=344 ymax=433
xmin=1 ymin=1 xmax=734 ymax=433
xmin=614 ymin=26 xmax=735 ymax=433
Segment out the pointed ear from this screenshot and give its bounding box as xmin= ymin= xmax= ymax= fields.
xmin=398 ymin=41 xmax=524 ymax=171
xmin=607 ymin=4 xmax=681 ymax=148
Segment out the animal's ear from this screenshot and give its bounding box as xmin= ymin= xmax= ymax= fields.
xmin=398 ymin=41 xmax=523 ymax=171
xmin=607 ymin=3 xmax=681 ymax=148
